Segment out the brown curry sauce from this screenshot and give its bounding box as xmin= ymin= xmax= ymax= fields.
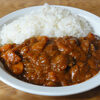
xmin=0 ymin=33 xmax=100 ymax=86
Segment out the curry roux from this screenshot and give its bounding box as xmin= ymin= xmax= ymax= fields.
xmin=0 ymin=33 xmax=100 ymax=86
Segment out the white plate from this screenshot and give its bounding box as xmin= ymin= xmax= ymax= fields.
xmin=0 ymin=5 xmax=100 ymax=96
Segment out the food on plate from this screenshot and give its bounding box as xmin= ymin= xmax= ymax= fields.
xmin=0 ymin=4 xmax=99 ymax=87
xmin=0 ymin=33 xmax=100 ymax=86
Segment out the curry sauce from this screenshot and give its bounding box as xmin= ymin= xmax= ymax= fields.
xmin=0 ymin=33 xmax=100 ymax=86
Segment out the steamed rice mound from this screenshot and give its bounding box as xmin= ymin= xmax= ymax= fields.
xmin=0 ymin=4 xmax=93 ymax=45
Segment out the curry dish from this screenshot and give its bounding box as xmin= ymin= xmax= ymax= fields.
xmin=0 ymin=33 xmax=100 ymax=86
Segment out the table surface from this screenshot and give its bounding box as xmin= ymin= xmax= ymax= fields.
xmin=0 ymin=0 xmax=100 ymax=100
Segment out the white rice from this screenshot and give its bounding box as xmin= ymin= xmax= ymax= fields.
xmin=0 ymin=4 xmax=93 ymax=45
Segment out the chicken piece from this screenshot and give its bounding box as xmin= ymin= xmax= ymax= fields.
xmin=24 ymin=61 xmax=34 ymax=73
xmin=20 ymin=46 xmax=29 ymax=55
xmin=47 ymin=72 xmax=57 ymax=82
xmin=56 ymin=41 xmax=72 ymax=54
xmin=66 ymin=38 xmax=78 ymax=48
xmin=1 ymin=50 xmax=21 ymax=64
xmin=38 ymin=52 xmax=49 ymax=66
xmin=70 ymin=63 xmax=88 ymax=82
xmin=31 ymin=36 xmax=48 ymax=51
xmin=37 ymin=36 xmax=48 ymax=42
xmin=70 ymin=65 xmax=79 ymax=82
xmin=22 ymin=37 xmax=36 ymax=46
xmin=31 ymin=41 xmax=47 ymax=51
xmin=51 ymin=54 xmax=68 ymax=71
xmin=23 ymin=52 xmax=39 ymax=64
xmin=44 ymin=43 xmax=59 ymax=57
xmin=0 ymin=44 xmax=12 ymax=52
xmin=24 ymin=65 xmax=45 ymax=85
xmin=11 ymin=62 xmax=23 ymax=75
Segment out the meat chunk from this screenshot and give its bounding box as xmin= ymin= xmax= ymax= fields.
xmin=70 ymin=63 xmax=90 ymax=83
xmin=20 ymin=46 xmax=29 ymax=55
xmin=31 ymin=36 xmax=48 ymax=51
xmin=51 ymin=54 xmax=68 ymax=71
xmin=1 ymin=50 xmax=21 ymax=64
xmin=32 ymin=42 xmax=44 ymax=51
xmin=11 ymin=62 xmax=23 ymax=75
xmin=0 ymin=44 xmax=12 ymax=52
xmin=44 ymin=43 xmax=59 ymax=57
xmin=23 ymin=52 xmax=39 ymax=64
xmin=24 ymin=62 xmax=34 ymax=73
xmin=56 ymin=41 xmax=72 ymax=54
xmin=70 ymin=65 xmax=79 ymax=82
xmin=38 ymin=52 xmax=49 ymax=66
xmin=22 ymin=37 xmax=36 ymax=46
xmin=47 ymin=72 xmax=57 ymax=82
xmin=31 ymin=42 xmax=46 ymax=51
xmin=24 ymin=66 xmax=45 ymax=85
xmin=37 ymin=36 xmax=48 ymax=42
